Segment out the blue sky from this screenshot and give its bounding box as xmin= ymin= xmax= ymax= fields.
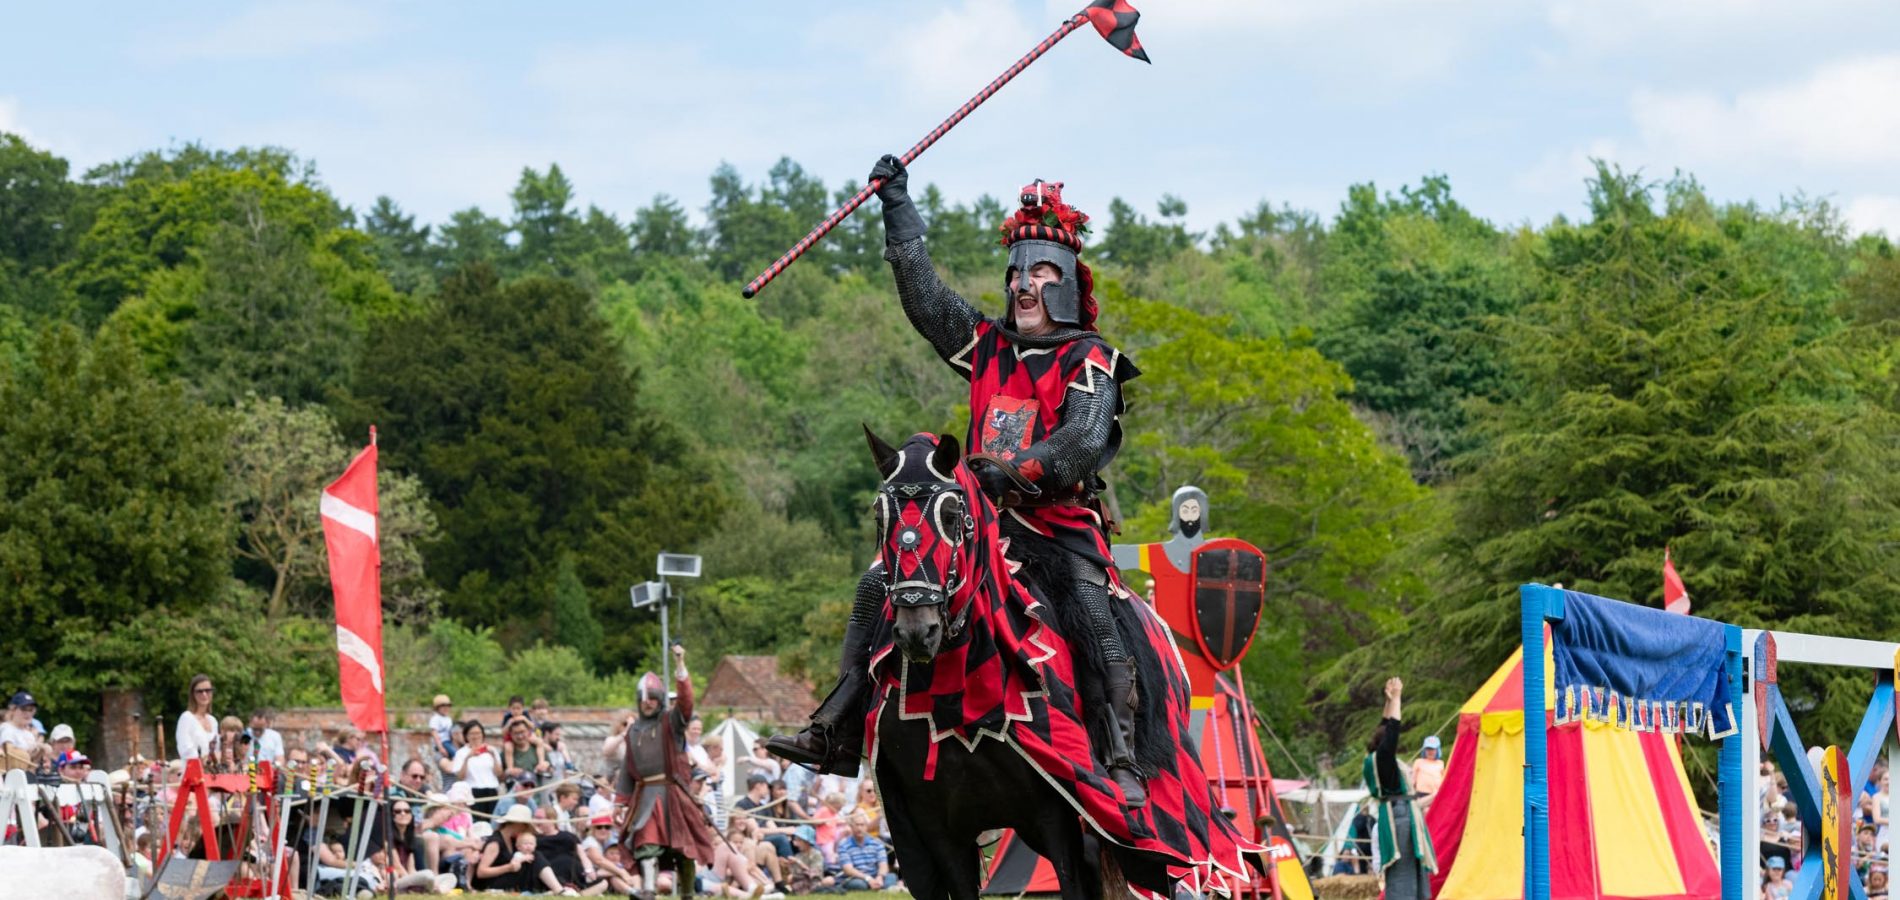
xmin=4 ymin=1 xmax=1897 ymax=238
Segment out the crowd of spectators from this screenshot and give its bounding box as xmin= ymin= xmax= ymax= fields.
xmin=1759 ymin=757 xmax=1889 ymax=899
xmin=2 ymin=681 xmax=903 ymax=897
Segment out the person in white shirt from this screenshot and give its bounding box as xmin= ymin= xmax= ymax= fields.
xmin=0 ymin=692 xmax=44 ymax=765
xmin=174 ymin=675 xmax=218 ymax=762
xmin=447 ymin=720 xmax=504 ymax=817
xmin=428 ymin=695 xmax=457 ymax=757
xmin=246 ymin=709 xmax=286 ymax=763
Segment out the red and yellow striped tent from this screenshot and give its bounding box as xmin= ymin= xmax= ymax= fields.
xmin=1423 ymin=642 xmax=1720 ymax=900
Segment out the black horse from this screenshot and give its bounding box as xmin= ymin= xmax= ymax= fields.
xmin=861 ymin=429 xmax=1193 ymax=900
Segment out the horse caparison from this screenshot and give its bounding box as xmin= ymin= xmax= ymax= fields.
xmin=862 ymin=429 xmax=1183 ymax=900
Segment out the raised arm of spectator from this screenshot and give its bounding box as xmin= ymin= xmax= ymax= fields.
xmin=1375 ymin=677 xmax=1403 ymax=794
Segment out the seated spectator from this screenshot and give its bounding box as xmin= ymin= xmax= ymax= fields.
xmin=246 ymin=709 xmax=285 ymax=764
xmin=734 ymin=773 xmax=796 ymax=857
xmin=447 ymin=721 xmax=504 ymax=817
xmin=727 ymin=815 xmax=786 ymax=893
xmin=429 ymin=695 xmax=458 ymax=758
xmin=770 ymin=781 xmax=812 ymax=835
xmin=1870 ymin=859 xmax=1890 ymax=900
xmin=213 ymin=715 xmax=246 ymax=773
xmin=550 ymin=782 xmax=584 ymax=833
xmin=785 ymin=825 xmax=835 ymax=895
xmin=849 ymin=781 xmax=884 ymax=838
xmin=580 ymin=815 xmax=641 ymax=895
xmin=543 ymin=722 xmax=576 ymax=778
xmin=835 ymin=814 xmax=897 ymax=891
xmin=502 ymin=717 xmax=552 ymax=790
xmin=1762 ymin=856 xmax=1791 ymax=899
xmin=704 ymin=735 xmax=729 ymax=785
xmin=744 ymin=740 xmax=783 ymax=783
xmin=811 ymin=792 xmax=847 ymax=865
xmin=45 ymin=723 xmax=76 ymax=766
xmin=422 ymin=785 xmax=484 ymax=873
xmin=324 ymin=728 xmax=366 ymax=766
xmin=437 ymin=716 xmax=468 ymax=777
xmin=395 ymin=758 xmax=435 ymax=799
xmin=471 ymin=806 xmax=568 ymax=895
xmin=175 ymin=676 xmax=218 ymax=762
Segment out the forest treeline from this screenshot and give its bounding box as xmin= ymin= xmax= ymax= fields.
xmin=3 ymin=132 xmax=1898 ymax=775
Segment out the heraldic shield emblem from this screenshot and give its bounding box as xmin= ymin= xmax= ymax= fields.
xmin=1189 ymin=538 xmax=1267 ymax=670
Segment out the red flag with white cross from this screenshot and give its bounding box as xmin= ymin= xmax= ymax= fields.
xmin=321 ymin=431 xmax=386 ymax=733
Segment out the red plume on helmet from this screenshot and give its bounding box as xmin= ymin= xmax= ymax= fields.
xmin=999 ymin=180 xmax=1099 ymax=331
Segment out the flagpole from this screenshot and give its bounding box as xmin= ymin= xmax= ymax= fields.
xmin=370 ymin=426 xmax=395 ymax=900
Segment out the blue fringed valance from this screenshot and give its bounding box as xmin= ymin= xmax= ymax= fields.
xmin=1547 ymin=588 xmax=1735 ymax=740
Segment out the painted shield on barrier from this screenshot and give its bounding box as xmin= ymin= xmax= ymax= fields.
xmin=1189 ymin=538 xmax=1267 ymax=671
xmin=146 ymin=858 xmax=239 ymax=900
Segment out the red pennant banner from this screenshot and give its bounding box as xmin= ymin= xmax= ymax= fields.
xmin=321 ymin=435 xmax=386 ymax=733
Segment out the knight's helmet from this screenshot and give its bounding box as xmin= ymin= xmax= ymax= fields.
xmin=999 ymin=179 xmax=1093 ymax=329
xmin=637 ymin=671 xmax=665 ymax=712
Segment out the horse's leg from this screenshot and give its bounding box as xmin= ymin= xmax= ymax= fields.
xmin=940 ymin=842 xmax=985 ymax=900
xmin=1020 ymin=804 xmax=1099 ymax=900
xmin=877 ymin=748 xmax=943 ymax=900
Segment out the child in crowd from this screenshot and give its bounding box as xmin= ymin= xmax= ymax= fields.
xmin=1762 ymin=856 xmax=1791 ymax=900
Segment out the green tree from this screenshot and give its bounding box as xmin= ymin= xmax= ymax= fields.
xmin=0 ymin=324 xmax=232 ymax=719
xmin=630 ymin=194 xmax=700 ymax=264
xmin=550 ymin=554 xmax=603 ymax=667
xmin=1369 ymin=166 xmax=1900 ymax=741
xmin=220 ymin=395 xmax=440 ymax=620
xmin=0 ymin=133 xmax=90 ymax=322
xmin=179 ymin=207 xmax=360 ymax=406
xmin=346 ymin=265 xmax=723 ymax=666
xmin=1102 ymin=287 xmax=1433 ymax=746
xmin=363 ymin=195 xmax=437 ymax=296
xmin=1095 ymin=195 xmax=1198 ymax=271
xmin=435 ymin=207 xmax=511 ymax=270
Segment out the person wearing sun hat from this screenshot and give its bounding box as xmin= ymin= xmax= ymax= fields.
xmin=1410 ymin=733 xmax=1446 ymax=797
xmin=472 ymin=804 xmax=573 ymax=894
xmin=428 ymin=693 xmax=456 ymax=757
xmin=769 ymin=153 xmax=1149 ymax=807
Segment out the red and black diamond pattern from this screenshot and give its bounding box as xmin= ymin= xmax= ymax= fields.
xmin=864 ymin=443 xmax=1257 ymax=897
xmin=962 ymin=320 xmax=1138 ymax=565
xmin=1085 ymin=0 xmax=1150 ymax=63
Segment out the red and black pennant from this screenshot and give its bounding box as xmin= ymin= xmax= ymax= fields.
xmin=1085 ymin=0 xmax=1149 ymax=63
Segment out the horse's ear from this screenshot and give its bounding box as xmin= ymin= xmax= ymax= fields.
xmin=864 ymin=425 xmax=899 ymax=478
xmin=933 ymin=434 xmax=961 ymax=479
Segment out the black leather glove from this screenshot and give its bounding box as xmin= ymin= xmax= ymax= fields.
xmin=870 ymin=154 xmax=925 ymax=245
xmin=971 ymin=461 xmax=1013 ymax=503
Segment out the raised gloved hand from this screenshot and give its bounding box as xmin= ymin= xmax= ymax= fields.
xmin=870 ymin=154 xmax=925 ymax=245
xmin=971 ymin=461 xmax=1014 ymax=503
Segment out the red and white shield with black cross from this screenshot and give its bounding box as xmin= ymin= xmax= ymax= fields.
xmin=1189 ymin=538 xmax=1268 ymax=671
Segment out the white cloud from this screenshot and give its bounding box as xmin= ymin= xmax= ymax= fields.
xmin=1630 ymin=55 xmax=1900 ymax=173
xmin=141 ymin=0 xmax=393 ymax=63
xmin=0 ymin=97 xmax=23 ymax=139
xmin=1543 ymin=0 xmax=1883 ymax=60
xmin=1844 ymin=195 xmax=1900 ymax=239
xmin=871 ymin=0 xmax=1044 ymax=109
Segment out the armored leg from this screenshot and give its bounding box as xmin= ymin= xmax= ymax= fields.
xmin=1072 ymin=557 xmax=1147 ymax=809
xmin=766 ymin=565 xmax=884 ymax=775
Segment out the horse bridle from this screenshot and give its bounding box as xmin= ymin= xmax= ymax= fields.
xmin=879 ymin=481 xmax=979 ymax=640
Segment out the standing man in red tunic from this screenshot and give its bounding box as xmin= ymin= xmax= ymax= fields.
xmin=770 ymin=154 xmax=1147 ymax=806
xmin=622 ymin=643 xmax=719 ymax=892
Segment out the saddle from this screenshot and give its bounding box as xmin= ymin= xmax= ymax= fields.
xmin=965 ymin=453 xmax=1115 ymax=533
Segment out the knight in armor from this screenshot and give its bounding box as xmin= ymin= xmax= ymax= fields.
xmin=619 ymin=643 xmax=720 ymax=892
xmin=769 ymin=154 xmax=1148 ymax=807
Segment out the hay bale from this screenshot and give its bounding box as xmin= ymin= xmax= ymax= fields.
xmin=1313 ymin=873 xmax=1382 ymax=900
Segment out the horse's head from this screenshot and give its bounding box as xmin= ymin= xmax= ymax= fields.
xmin=866 ymin=427 xmax=977 ymax=664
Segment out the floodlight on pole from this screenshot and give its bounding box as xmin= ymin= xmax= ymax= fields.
xmin=650 ymin=552 xmax=703 ymax=690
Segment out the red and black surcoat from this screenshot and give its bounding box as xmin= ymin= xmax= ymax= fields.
xmin=949 ymin=319 xmax=1139 ymax=567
